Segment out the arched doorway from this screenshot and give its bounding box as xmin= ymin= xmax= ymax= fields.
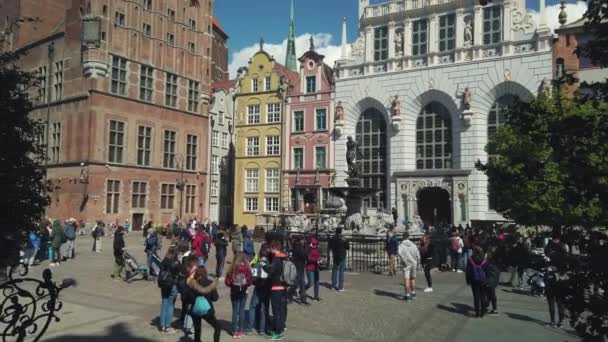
xmin=356 ymin=108 xmax=387 ymax=209
xmin=417 ymin=187 xmax=451 ymax=226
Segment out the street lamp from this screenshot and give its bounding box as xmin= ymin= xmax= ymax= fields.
xmin=175 ymin=154 xmax=187 ymax=221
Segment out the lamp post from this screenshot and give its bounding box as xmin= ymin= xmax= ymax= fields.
xmin=175 ymin=154 xmax=187 ymax=221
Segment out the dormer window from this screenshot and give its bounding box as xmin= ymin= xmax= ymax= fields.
xmin=306 ymin=76 xmax=316 ymax=94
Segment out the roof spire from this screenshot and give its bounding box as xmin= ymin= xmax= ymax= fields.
xmin=309 ymin=35 xmax=315 ymax=51
xmin=285 ymin=0 xmax=297 ymax=72
xmin=340 ymin=16 xmax=347 ymax=58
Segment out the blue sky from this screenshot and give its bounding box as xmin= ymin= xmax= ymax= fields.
xmin=214 ymin=0 xmax=587 ymax=77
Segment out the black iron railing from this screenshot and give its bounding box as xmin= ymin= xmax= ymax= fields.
xmin=0 ymin=265 xmax=73 ymax=342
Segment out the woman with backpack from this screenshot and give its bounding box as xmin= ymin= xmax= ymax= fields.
xmin=183 ymin=255 xmax=220 ymax=342
xmin=305 ymin=237 xmax=321 ymax=301
xmin=483 ymin=249 xmax=500 ymax=315
xmin=49 ymin=220 xmax=65 ymax=267
xmin=269 ymin=241 xmax=288 ymax=340
xmin=385 ymin=231 xmax=399 ymax=276
xmin=465 ymin=246 xmax=489 ymax=318
xmin=225 ymin=252 xmax=253 ymax=338
xmin=158 ymin=246 xmax=181 ymax=334
xmin=246 ymin=246 xmax=271 ymax=336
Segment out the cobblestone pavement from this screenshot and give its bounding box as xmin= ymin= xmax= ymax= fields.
xmin=28 ymin=234 xmax=576 ymax=342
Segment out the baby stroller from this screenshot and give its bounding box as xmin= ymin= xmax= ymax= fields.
xmin=123 ymin=250 xmax=159 ymax=283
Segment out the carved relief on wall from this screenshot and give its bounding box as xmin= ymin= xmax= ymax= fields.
xmin=351 ymin=31 xmax=365 ymax=58
xmin=511 ymin=8 xmax=536 ymax=34
xmin=394 ymin=28 xmax=404 ymax=57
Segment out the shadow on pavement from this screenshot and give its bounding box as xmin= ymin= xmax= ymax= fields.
xmin=43 ymin=323 xmax=156 ymax=342
xmin=436 ymin=302 xmax=474 ymax=316
xmin=504 ymin=312 xmax=548 ymax=326
xmin=373 ymin=289 xmax=403 ymax=300
xmin=320 ymin=281 xmax=333 ymax=290
xmin=501 ymin=288 xmax=531 ymax=296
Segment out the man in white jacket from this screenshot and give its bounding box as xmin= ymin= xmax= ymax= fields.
xmin=398 ymin=232 xmax=421 ymax=301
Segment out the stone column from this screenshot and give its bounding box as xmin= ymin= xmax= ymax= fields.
xmin=502 ymin=1 xmax=514 ymax=55
xmin=388 ymin=21 xmax=396 ymax=60
xmin=403 ymin=20 xmax=412 ymax=68
xmin=428 ymin=15 xmax=438 ymax=65
xmin=455 ymin=9 xmax=465 ymax=49
xmin=473 ymin=5 xmax=483 ymax=59
xmin=365 ymin=25 xmax=374 ymax=65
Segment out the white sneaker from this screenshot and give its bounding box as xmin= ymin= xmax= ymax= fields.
xmin=457 ymin=270 xmax=463 ymax=273
xmin=49 ymin=263 xmax=56 ymax=267
xmin=424 ymin=287 xmax=433 ymax=293
xmin=452 ymin=269 xmax=456 ymax=272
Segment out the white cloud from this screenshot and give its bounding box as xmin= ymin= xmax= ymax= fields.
xmin=529 ymin=1 xmax=587 ymax=31
xmin=228 ymin=33 xmax=345 ymax=78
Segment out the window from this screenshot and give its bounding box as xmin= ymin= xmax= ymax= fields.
xmin=114 ymin=12 xmax=125 ymax=26
xmin=211 ymin=155 xmax=219 ymax=174
xmin=555 ymin=58 xmax=565 ymax=80
xmin=221 ymin=133 xmax=228 ymax=148
xmin=163 ymin=130 xmax=176 ymax=168
xmin=439 ymin=14 xmax=455 ymax=52
xmin=139 ymin=65 xmax=154 ymax=101
xmin=416 ymin=102 xmax=452 ymax=170
xmin=306 ymin=76 xmax=316 ymax=93
xmin=210 ymin=180 xmax=218 ymax=197
xmin=252 ymin=78 xmax=259 ymax=92
xmin=246 ymin=136 xmax=259 ymax=156
xmin=160 ymin=184 xmax=175 ymax=209
xmin=212 ymin=131 xmax=219 ymax=147
xmin=293 ymin=147 xmax=303 ymax=169
xmin=143 ymin=0 xmax=152 ymax=10
xmin=315 ymin=146 xmax=326 ymax=169
xmin=267 ymin=103 xmax=281 ymax=123
xmin=132 ymin=182 xmax=147 ymax=209
xmin=266 ymin=136 xmax=280 ymax=155
xmin=188 ymin=80 xmax=199 ymax=112
xmin=374 ymin=26 xmax=388 ymax=61
xmin=111 ymin=56 xmax=127 ymax=95
xmin=412 ymin=19 xmax=428 ymax=56
xmin=102 ymin=5 xmax=107 ymax=15
xmin=166 ymin=32 xmax=175 ymax=46
xmin=165 ymin=73 xmax=177 ymax=107
xmin=37 ymin=123 xmax=47 ymax=162
xmin=143 ymin=23 xmax=152 ymax=37
xmin=321 ymin=189 xmax=330 ymax=209
xmin=188 ymin=19 xmax=196 ymax=30
xmin=218 ymin=111 xmax=225 ymax=125
xmin=108 ymin=120 xmax=125 ymax=163
xmin=264 ymin=76 xmax=271 ymax=91
xmin=188 ymin=42 xmax=195 ymax=54
xmin=185 ymin=184 xmax=196 ymax=213
xmin=245 ymin=169 xmax=258 ymax=192
xmin=265 ymin=198 xmax=279 ymax=212
xmin=244 ymin=197 xmax=258 ymax=212
xmin=483 ymin=6 xmax=501 ymax=45
xmin=356 ymin=108 xmax=387 ymax=208
xmin=137 ymin=126 xmax=152 ymax=166
xmin=37 ymin=66 xmax=47 ymax=104
xmin=106 ymin=180 xmax=120 ymax=214
xmin=487 ymin=95 xmax=517 ymax=209
xmin=316 ymin=109 xmax=327 ymax=131
xmin=167 ymin=8 xmax=175 ymax=21
xmin=50 ymin=122 xmax=61 ymax=163
xmin=186 ymin=134 xmax=198 ymax=170
xmin=247 ymin=105 xmax=260 ymax=124
xmin=293 ymin=111 xmax=304 ymax=132
xmin=52 ymin=61 xmax=63 ymax=101
xmin=265 ymin=168 xmax=280 ymax=193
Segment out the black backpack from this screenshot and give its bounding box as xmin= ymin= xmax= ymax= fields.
xmin=157 ymin=267 xmax=174 ymax=289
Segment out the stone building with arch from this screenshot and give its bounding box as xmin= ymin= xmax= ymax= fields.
xmin=333 ymin=0 xmax=553 ymax=227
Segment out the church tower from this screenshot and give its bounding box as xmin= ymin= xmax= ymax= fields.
xmin=285 ymin=0 xmax=297 ymax=72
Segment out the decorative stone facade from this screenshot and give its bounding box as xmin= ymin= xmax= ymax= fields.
xmin=335 ymin=0 xmax=553 ymax=227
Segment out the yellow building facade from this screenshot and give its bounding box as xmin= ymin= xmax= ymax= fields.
xmin=233 ymin=48 xmax=297 ymax=228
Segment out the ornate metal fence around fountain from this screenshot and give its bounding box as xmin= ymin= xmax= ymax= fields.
xmin=286 ymin=232 xmax=413 ymax=274
xmin=0 ymin=265 xmax=72 ymax=342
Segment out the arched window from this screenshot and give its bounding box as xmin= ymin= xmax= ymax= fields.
xmin=487 ymin=94 xmax=518 ymax=209
xmin=487 ymin=94 xmax=517 ymax=161
xmin=416 ymin=102 xmax=452 ymax=170
xmin=356 ymin=108 xmax=387 ymax=209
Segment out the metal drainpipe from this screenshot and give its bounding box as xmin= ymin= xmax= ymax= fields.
xmin=44 ymin=42 xmax=55 ymax=191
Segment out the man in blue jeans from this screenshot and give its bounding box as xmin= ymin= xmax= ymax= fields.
xmin=329 ymin=228 xmax=350 ymax=292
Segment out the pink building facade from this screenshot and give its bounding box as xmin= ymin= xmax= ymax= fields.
xmin=282 ymin=45 xmax=335 ymax=214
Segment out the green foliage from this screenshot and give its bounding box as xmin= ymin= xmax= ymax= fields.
xmin=0 ymin=50 xmax=49 ymax=267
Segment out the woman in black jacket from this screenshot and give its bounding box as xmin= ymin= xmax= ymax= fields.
xmin=111 ymin=226 xmax=126 ymax=280
xmin=184 ymin=255 xmax=220 ymax=342
xmin=483 ymin=250 xmax=500 ymax=315
xmin=465 ymin=246 xmax=488 ymax=318
xmin=159 ymin=246 xmax=181 ymax=333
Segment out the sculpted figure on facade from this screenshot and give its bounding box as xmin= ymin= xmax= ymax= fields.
xmin=462 ymin=87 xmax=472 ymax=110
xmin=394 ymin=30 xmax=404 ymax=57
xmin=335 ymin=101 xmax=345 ymax=122
xmin=346 ymin=136 xmax=360 ymax=178
xmin=390 ymin=95 xmax=401 ymax=117
xmin=351 ymin=31 xmax=365 ymax=58
xmin=464 ymin=18 xmax=473 ymax=47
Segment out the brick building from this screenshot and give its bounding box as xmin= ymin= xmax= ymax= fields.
xmin=1 ymin=0 xmax=216 ymax=228
xmin=211 ymin=16 xmax=228 ymax=82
